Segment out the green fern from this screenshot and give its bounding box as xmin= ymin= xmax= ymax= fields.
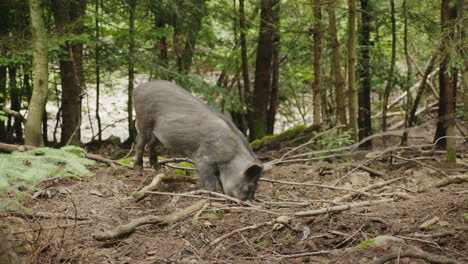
xmin=0 ymin=146 xmax=95 ymax=211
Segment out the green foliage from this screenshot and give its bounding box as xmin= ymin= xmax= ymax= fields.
xmin=463 ymin=213 xmax=468 ymax=221
xmin=0 ymin=147 xmax=95 ymax=211
xmin=256 ymin=240 xmax=269 ymax=249
xmin=357 ymin=239 xmax=375 ymax=249
xmin=314 ymin=129 xmax=354 ymax=150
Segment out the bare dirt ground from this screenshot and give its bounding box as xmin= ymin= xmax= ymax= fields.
xmin=1 ymin=140 xmax=468 ymax=264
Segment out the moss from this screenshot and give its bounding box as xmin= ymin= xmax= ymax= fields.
xmin=250 ymin=124 xmax=308 ymax=149
xmin=357 ymin=239 xmax=375 ymax=249
xmin=174 ymin=161 xmax=197 ymax=177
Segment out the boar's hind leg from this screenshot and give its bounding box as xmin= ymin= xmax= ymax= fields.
xmin=134 ymin=130 xmax=152 ymax=171
xmin=148 ymin=134 xmax=159 ymax=169
xmin=196 ymin=162 xmax=218 ymax=192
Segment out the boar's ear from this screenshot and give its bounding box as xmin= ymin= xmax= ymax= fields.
xmin=244 ymin=164 xmax=263 ymax=179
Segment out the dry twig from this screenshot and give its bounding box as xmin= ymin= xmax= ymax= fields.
xmin=294 ymin=198 xmax=394 ymax=217
xmin=210 ymin=221 xmax=274 ymax=246
xmin=94 ymin=200 xmax=207 ymax=240
xmin=333 ymin=177 xmax=404 ymax=203
xmin=259 ymin=178 xmax=371 ymax=195
xmin=373 ymin=247 xmax=457 ymax=264
xmin=417 ymin=175 xmax=468 ymax=192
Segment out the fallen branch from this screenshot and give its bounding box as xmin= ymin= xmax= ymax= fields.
xmin=81 ymin=152 xmax=119 ymax=169
xmin=210 ymin=221 xmax=274 ymax=246
xmin=392 ymin=154 xmax=448 ymax=177
xmin=259 ymin=178 xmax=371 ymax=195
xmin=147 ymin=190 xmax=258 ymax=208
xmin=333 ymin=178 xmax=404 ymax=203
xmin=275 ymin=250 xmax=331 ymax=259
xmin=1 ymin=106 xmax=26 ymax=122
xmin=8 ymin=220 xmax=94 ymax=235
xmin=351 ymin=164 xmax=386 ymax=177
xmin=414 ymin=231 xmax=456 ymax=239
xmin=417 ymin=175 xmax=468 ymax=193
xmin=294 ymin=198 xmax=394 ymax=217
xmin=94 ymin=200 xmax=207 ymax=240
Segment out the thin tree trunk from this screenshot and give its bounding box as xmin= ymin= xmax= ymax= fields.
xmin=347 ymin=0 xmax=358 ymax=141
xmin=267 ymin=1 xmax=280 ymax=135
xmin=252 ymin=0 xmax=278 ymax=140
xmin=434 ymin=0 xmax=457 ymax=157
xmin=127 ymin=0 xmax=137 ymax=143
xmin=25 ymin=0 xmax=49 ymax=147
xmin=239 ymin=0 xmax=254 ymax=139
xmin=327 ymin=0 xmax=347 ymax=127
xmin=401 ymin=0 xmax=412 ymax=145
xmin=95 ymin=0 xmax=102 ymax=144
xmin=9 ymin=67 xmax=23 ymax=143
xmin=357 ymin=0 xmax=373 ymax=149
xmin=0 ymin=66 xmax=6 ymax=141
xmin=381 ymin=0 xmax=396 ymax=134
xmin=312 ymin=0 xmax=322 ymax=125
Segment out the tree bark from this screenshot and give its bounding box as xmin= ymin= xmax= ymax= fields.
xmin=401 ymin=0 xmax=412 ymax=145
xmin=434 ymin=0 xmax=457 ymax=161
xmin=347 ymin=0 xmax=358 ymax=141
xmin=0 ymin=65 xmax=6 ymax=141
xmin=381 ymin=0 xmax=396 ymax=135
xmin=357 ymin=0 xmax=373 ymax=149
xmin=252 ymin=0 xmax=279 ymax=140
xmin=239 ymin=0 xmax=254 ymax=138
xmin=95 ymin=0 xmax=102 ymax=144
xmin=312 ymin=0 xmax=322 ymax=125
xmin=127 ymin=0 xmax=137 ymax=143
xmin=327 ymin=0 xmax=347 ymax=127
xmin=25 ymin=0 xmax=48 ymax=147
xmin=9 ymin=67 xmax=23 ymax=143
xmin=266 ymin=1 xmax=280 ymax=135
xmin=51 ymin=0 xmax=86 ymax=146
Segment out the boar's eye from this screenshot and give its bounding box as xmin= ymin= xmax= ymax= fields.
xmin=244 ymin=164 xmax=263 ymax=179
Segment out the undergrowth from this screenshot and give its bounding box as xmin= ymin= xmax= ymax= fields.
xmin=0 ymin=146 xmax=94 ymax=211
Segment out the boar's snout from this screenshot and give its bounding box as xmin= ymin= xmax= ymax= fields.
xmin=227 ymin=183 xmax=257 ymax=201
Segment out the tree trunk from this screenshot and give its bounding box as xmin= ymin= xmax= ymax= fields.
xmin=435 ymin=0 xmax=457 ymax=160
xmin=327 ymin=0 xmax=347 ymax=127
xmin=95 ymin=0 xmax=102 ymax=144
xmin=266 ymin=1 xmax=280 ymax=135
xmin=51 ymin=0 xmax=86 ymax=146
xmin=381 ymin=0 xmax=396 ymax=135
xmin=357 ymin=0 xmax=373 ymax=149
xmin=9 ymin=67 xmax=23 ymax=143
xmin=25 ymin=0 xmax=48 ymax=147
xmin=127 ymin=0 xmax=137 ymax=143
xmin=401 ymin=0 xmax=412 ymax=145
xmin=0 ymin=66 xmax=6 ymax=141
xmin=347 ymin=0 xmax=358 ymax=141
xmin=239 ymin=0 xmax=254 ymax=139
xmin=252 ymin=0 xmax=279 ymax=140
xmin=311 ymin=0 xmax=322 ymax=125
xmin=434 ymin=0 xmax=456 ymax=156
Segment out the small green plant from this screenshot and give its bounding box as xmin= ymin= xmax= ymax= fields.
xmin=280 ymin=233 xmax=296 ymax=246
xmin=314 ymin=129 xmax=354 ymax=150
xmin=429 ymin=225 xmax=437 ymax=230
xmin=357 ymin=239 xmax=375 ymax=249
xmin=118 ymin=157 xmax=134 ymax=168
xmin=174 ymin=161 xmax=196 ymax=177
xmin=463 ymin=213 xmax=468 ymax=220
xmin=256 ymin=240 xmax=268 ymax=248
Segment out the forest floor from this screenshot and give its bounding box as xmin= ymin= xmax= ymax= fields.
xmin=1 ymin=135 xmax=468 ymax=264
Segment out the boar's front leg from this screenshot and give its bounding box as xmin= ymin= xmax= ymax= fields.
xmin=195 ymin=161 xmax=218 ymax=192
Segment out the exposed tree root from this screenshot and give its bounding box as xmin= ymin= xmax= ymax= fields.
xmin=259 ymin=178 xmax=371 ymax=194
xmin=93 ymin=200 xmax=207 ymax=240
xmin=134 ymin=173 xmax=168 ymax=201
xmin=374 ymin=247 xmax=457 ymax=264
xmin=294 ymin=198 xmax=394 ymax=216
